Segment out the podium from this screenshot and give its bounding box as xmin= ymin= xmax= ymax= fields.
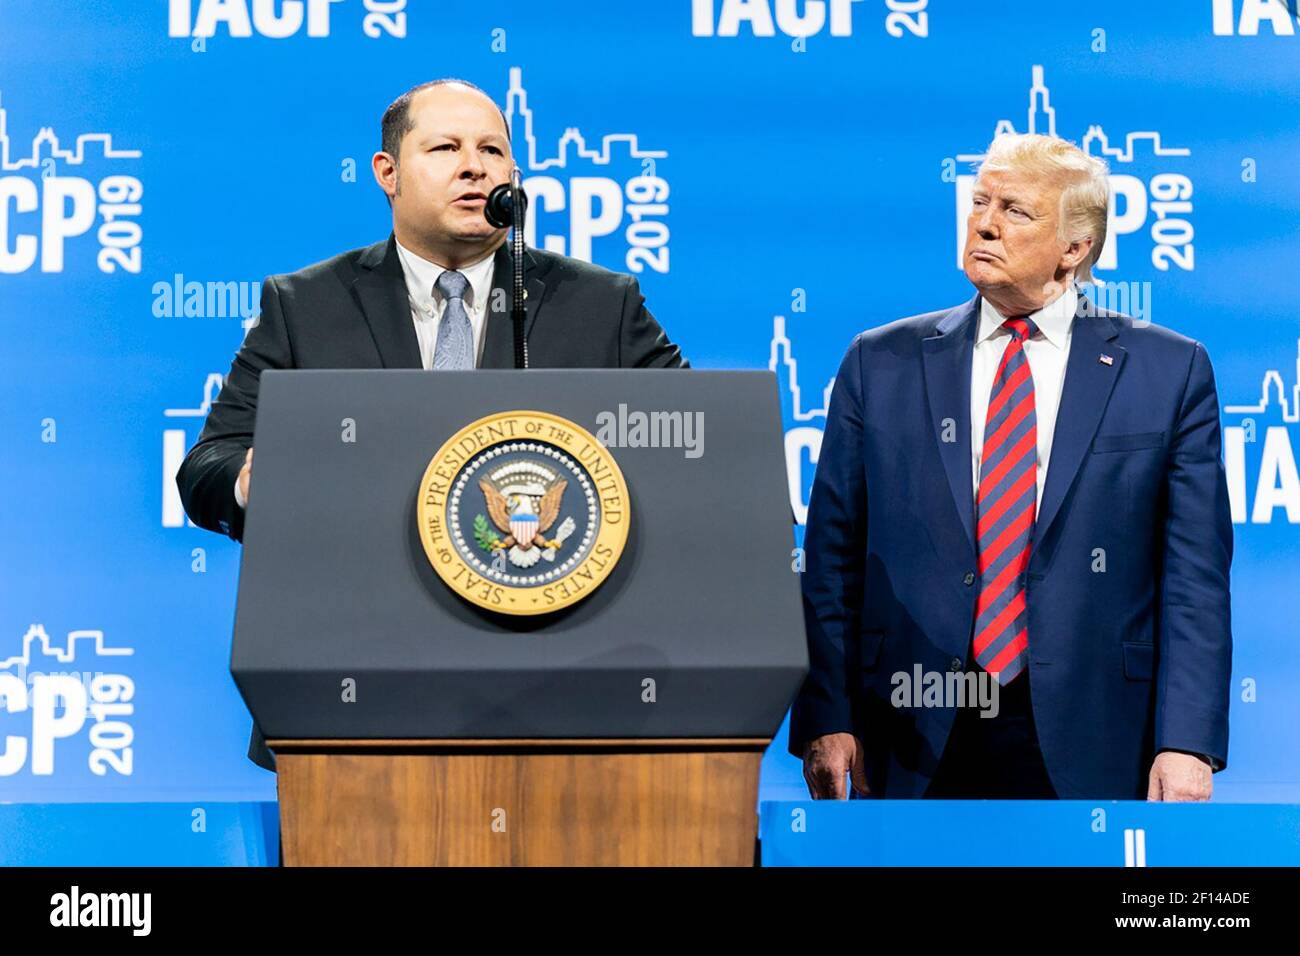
xmin=231 ymin=370 xmax=807 ymax=866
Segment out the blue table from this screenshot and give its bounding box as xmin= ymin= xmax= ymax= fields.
xmin=759 ymin=800 xmax=1300 ymax=866
xmin=7 ymin=800 xmax=1297 ymax=866
xmin=0 ymin=802 xmax=278 ymax=866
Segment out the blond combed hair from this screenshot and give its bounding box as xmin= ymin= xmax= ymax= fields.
xmin=978 ymin=133 xmax=1111 ymax=283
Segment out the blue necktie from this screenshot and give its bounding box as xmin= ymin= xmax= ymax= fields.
xmin=432 ymin=270 xmax=474 ymax=369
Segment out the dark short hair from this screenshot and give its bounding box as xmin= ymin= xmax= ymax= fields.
xmin=380 ymin=78 xmax=511 ymax=162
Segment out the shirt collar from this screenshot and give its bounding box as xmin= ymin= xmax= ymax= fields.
xmin=977 ymin=283 xmax=1077 ymax=350
xmin=394 ymin=238 xmax=496 ymax=316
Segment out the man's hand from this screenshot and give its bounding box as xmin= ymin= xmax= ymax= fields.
xmin=1147 ymin=751 xmax=1212 ymax=802
xmin=238 ymin=447 xmax=253 ymax=506
xmin=802 ymin=732 xmax=870 ymax=799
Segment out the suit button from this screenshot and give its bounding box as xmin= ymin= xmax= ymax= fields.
xmin=949 ymin=657 xmax=964 ymax=673
xmin=963 ymin=571 xmax=976 ymax=586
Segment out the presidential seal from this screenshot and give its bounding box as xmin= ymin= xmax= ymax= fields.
xmin=417 ymin=410 xmax=630 ymax=615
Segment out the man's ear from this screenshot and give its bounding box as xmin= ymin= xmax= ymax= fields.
xmin=372 ymin=151 xmax=398 ymax=200
xmin=1061 ymin=237 xmax=1094 ymax=272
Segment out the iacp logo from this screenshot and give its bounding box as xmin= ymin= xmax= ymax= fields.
xmin=167 ymin=0 xmax=408 ymax=41
xmin=1223 ymin=339 xmax=1300 ymax=525
xmin=769 ymin=312 xmax=835 ymax=525
xmin=0 ymin=626 xmax=135 ymax=777
xmin=690 ymin=0 xmax=867 ymax=37
xmin=0 ymin=93 xmax=143 ymax=275
xmin=1211 ymin=0 xmax=1300 ymax=35
xmin=690 ymin=0 xmax=929 ymax=40
xmin=505 ymin=67 xmax=672 ymax=276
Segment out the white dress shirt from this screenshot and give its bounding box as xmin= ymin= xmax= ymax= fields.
xmin=394 ymin=238 xmax=496 ymax=371
xmin=234 ymin=240 xmax=498 ymax=509
xmin=969 ymin=285 xmax=1078 ymax=515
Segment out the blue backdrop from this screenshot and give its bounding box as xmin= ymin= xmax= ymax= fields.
xmin=3 ymin=0 xmax=1298 ymax=821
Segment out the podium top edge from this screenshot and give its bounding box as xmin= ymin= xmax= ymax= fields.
xmin=266 ymin=737 xmax=771 ymax=752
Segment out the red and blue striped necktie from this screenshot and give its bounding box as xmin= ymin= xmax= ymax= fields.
xmin=972 ymin=316 xmax=1039 ymax=685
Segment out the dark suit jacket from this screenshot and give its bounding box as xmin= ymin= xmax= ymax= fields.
xmin=177 ymin=235 xmax=687 ymax=771
xmin=788 ymin=295 xmax=1233 ymax=799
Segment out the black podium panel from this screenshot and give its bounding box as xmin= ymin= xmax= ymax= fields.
xmin=231 ymin=370 xmax=807 ymax=740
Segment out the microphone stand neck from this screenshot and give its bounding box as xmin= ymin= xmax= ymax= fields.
xmin=511 ymin=177 xmax=528 ymax=370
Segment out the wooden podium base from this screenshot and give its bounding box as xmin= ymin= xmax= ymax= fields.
xmin=269 ymin=738 xmax=766 ymax=866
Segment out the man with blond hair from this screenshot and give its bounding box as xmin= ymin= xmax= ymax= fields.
xmin=791 ymin=133 xmax=1233 ymax=800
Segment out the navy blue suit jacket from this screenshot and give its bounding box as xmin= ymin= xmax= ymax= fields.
xmin=788 ymin=295 xmax=1233 ymax=799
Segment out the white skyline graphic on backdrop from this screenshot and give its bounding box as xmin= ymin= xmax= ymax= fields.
xmin=769 ymin=316 xmax=834 ymax=422
xmin=0 ymin=624 xmax=132 ymax=670
xmin=0 ymin=91 xmax=141 ymax=171
xmin=504 ymin=67 xmax=668 ymax=171
xmin=1225 ymin=340 xmax=1300 ymax=423
xmin=955 ymin=65 xmax=1191 ymax=164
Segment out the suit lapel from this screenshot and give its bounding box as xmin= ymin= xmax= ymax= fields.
xmin=921 ymin=295 xmax=980 ymax=557
xmin=349 ymin=235 xmax=422 ymax=369
xmin=481 ymin=243 xmax=548 ymax=369
xmin=1031 ymin=310 xmax=1125 ymax=554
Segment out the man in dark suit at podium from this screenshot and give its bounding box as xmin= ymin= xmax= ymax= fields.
xmin=790 ymin=133 xmax=1232 ymax=801
xmin=177 ymin=78 xmax=687 ymax=772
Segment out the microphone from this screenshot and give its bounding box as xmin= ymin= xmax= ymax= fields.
xmin=485 ymin=169 xmax=529 ymax=369
xmin=485 ymin=180 xmax=527 ymax=228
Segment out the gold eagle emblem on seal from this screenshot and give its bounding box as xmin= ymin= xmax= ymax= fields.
xmin=417 ymin=410 xmax=629 ymax=615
